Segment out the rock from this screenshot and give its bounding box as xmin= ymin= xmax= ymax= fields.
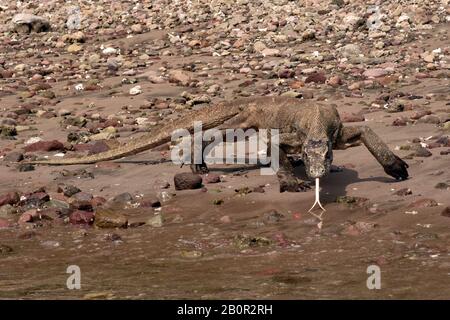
xmin=138 ymin=197 xmax=161 ymax=208
xmin=392 ymin=117 xmax=409 ymax=126
xmin=168 ymin=70 xmax=192 ymax=86
xmin=277 ymin=69 xmax=295 ymax=79
xmin=1 ymin=126 xmax=17 ymax=137
xmin=154 ymin=179 xmax=170 ymax=189
xmin=434 ymin=182 xmax=449 ymax=190
xmin=363 ymin=68 xmax=388 ymax=78
xmin=71 ymin=192 xmax=93 ymax=202
xmin=213 ymin=199 xmax=224 ymax=205
xmin=67 ymin=43 xmax=83 ymax=53
xmin=0 ymin=244 xmax=13 ymax=253
xmin=87 ymin=141 xmax=110 ymax=155
xmin=342 ymin=113 xmax=365 ymax=122
xmin=66 ymin=6 xmax=82 ymax=30
xmin=327 ymin=76 xmax=342 ymax=87
xmin=112 ymin=192 xmax=134 ymax=204
xmin=174 ymin=173 xmax=202 ymax=190
xmin=203 ymin=173 xmax=221 ymax=184
xmin=261 ymin=48 xmax=280 ymax=57
xmin=106 ymin=58 xmax=119 ymax=71
xmin=233 ymin=234 xmax=271 ymax=249
xmin=408 ymin=198 xmax=438 ymax=208
xmin=18 ymin=163 xmax=35 ymax=172
xmin=338 ymin=44 xmax=361 ymax=58
xmin=69 ymin=210 xmax=95 ymax=225
xmin=220 ymin=215 xmax=231 ymax=223
xmin=305 ymin=72 xmax=326 ymax=84
xmin=12 ymin=13 xmax=50 ymax=33
xmin=386 ymin=102 xmax=405 ymax=113
xmin=180 ymin=250 xmax=202 ymax=259
xmin=57 ymin=184 xmax=81 ymax=197
xmin=336 ymin=196 xmax=369 ymax=208
xmin=57 ymin=109 xmax=71 ymax=117
xmin=24 ymin=140 xmax=65 ymax=152
xmin=0 ymin=191 xmax=20 ymax=206
xmin=18 ymin=209 xmax=39 ymax=224
xmin=94 ymin=209 xmax=128 ymax=228
xmin=0 ymin=204 xmax=16 ymax=217
xmin=263 ymin=210 xmax=284 ymax=223
xmin=253 ymin=41 xmax=267 ymax=53
xmin=410 ymin=145 xmax=432 ymax=157
xmin=146 ymin=214 xmax=164 ymax=227
xmin=394 ymin=188 xmax=412 ymax=196
xmin=342 ymin=221 xmax=378 ymax=236
xmin=129 ymin=85 xmax=142 ymax=95
xmin=442 ymin=207 xmax=450 ymax=218
xmin=131 ymin=24 xmax=143 ymax=33
xmin=91 ymin=197 xmax=107 ymax=207
xmin=417 ymin=115 xmax=441 ymax=124
xmin=102 ymin=47 xmax=118 ymax=55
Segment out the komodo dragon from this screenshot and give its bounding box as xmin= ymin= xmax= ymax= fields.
xmin=29 ymin=97 xmax=409 ymax=192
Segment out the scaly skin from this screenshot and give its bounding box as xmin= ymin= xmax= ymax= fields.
xmin=29 ymin=97 xmax=409 ymax=191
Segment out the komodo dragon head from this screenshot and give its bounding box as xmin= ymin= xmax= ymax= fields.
xmin=301 ymin=138 xmax=333 ymax=179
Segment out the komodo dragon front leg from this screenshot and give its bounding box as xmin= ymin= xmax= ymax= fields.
xmin=190 ymin=124 xmax=310 ymax=192
xmin=336 ymin=126 xmax=409 ymax=180
xmin=277 ymin=148 xmax=311 ymax=192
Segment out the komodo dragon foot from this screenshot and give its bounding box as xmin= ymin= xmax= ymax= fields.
xmin=190 ymin=163 xmax=209 ymax=174
xmin=278 ymin=175 xmax=311 ymax=193
xmin=383 ymin=155 xmax=409 ymax=181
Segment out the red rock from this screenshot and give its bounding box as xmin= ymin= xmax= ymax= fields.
xmin=24 ymin=140 xmax=65 ymax=152
xmin=363 ymin=68 xmax=388 ymax=78
xmin=73 ymin=144 xmax=92 ymax=152
xmin=327 ymin=75 xmax=342 ymax=87
xmin=69 ymin=210 xmax=94 ymax=225
xmin=18 ymin=209 xmax=39 ymax=224
xmin=278 ymin=69 xmax=295 ymax=79
xmin=289 ymin=80 xmax=305 ymax=89
xmin=0 ymin=191 xmax=20 ymax=206
xmin=305 ymin=72 xmax=326 ymax=84
xmin=203 ymin=173 xmax=221 ymax=184
xmin=410 ymin=110 xmax=431 ymax=120
xmin=220 ymin=215 xmax=231 ymax=223
xmin=88 ymin=141 xmax=110 ymax=155
xmin=91 ymin=196 xmax=107 ymax=207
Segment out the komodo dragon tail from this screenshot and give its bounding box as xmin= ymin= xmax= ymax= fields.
xmin=29 ymin=104 xmax=241 ymax=165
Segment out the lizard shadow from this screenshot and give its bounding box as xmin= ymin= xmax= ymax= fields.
xmin=208 ymin=162 xmax=399 ymax=204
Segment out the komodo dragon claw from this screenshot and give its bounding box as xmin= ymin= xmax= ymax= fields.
xmin=383 ymin=155 xmax=409 ymax=181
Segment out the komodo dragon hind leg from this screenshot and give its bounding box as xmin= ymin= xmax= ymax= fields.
xmin=337 ymin=126 xmax=409 ymax=180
